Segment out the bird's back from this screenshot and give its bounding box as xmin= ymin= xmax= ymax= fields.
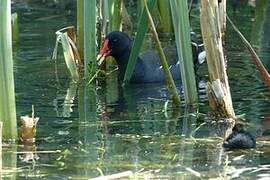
xmin=131 ymin=47 xmax=181 ymax=83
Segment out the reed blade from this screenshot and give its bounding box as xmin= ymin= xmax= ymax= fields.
xmin=60 ymin=33 xmax=80 ymax=81
xmin=123 ymin=0 xmax=156 ymax=84
xmin=84 ymin=0 xmax=97 ymax=79
xmin=157 ymin=0 xmax=173 ymax=33
xmin=227 ymin=15 xmax=270 ymax=88
xmin=77 ymin=0 xmax=84 ymax=59
xmin=109 ymin=0 xmax=123 ymax=31
xmin=170 ymin=0 xmax=198 ymax=104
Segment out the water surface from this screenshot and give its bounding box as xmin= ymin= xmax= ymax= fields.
xmin=2 ymin=1 xmax=270 ymax=179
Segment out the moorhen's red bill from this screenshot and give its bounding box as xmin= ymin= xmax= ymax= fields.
xmin=99 ymin=39 xmax=111 ymax=59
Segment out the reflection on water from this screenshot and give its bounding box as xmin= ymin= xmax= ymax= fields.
xmin=2 ymin=0 xmax=270 ymax=179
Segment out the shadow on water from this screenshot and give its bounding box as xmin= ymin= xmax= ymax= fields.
xmin=2 ymin=0 xmax=270 ymax=179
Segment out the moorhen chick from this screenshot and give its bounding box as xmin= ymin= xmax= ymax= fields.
xmin=223 ymin=123 xmax=256 ymax=150
xmin=98 ymin=31 xmax=204 ymax=83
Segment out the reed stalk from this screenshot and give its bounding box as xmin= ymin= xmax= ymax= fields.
xmin=78 ymin=83 xmax=97 ymax=147
xmin=123 ymin=0 xmax=156 ymax=84
xmin=105 ymin=72 xmax=119 ymax=104
xmin=105 ymin=0 xmax=123 ymax=73
xmin=0 ymin=122 xmax=2 ymax=177
xmin=157 ymin=0 xmax=173 ymax=34
xmin=78 ymin=83 xmax=95 ymax=125
xmin=144 ymin=0 xmax=181 ymax=105
xmin=109 ymin=0 xmax=123 ymax=31
xmin=227 ymin=16 xmax=270 ymax=88
xmin=11 ymin=13 xmax=19 ymax=43
xmin=3 ymin=145 xmax=17 ymax=179
xmin=77 ymin=0 xmax=84 ymax=59
xmin=101 ymin=0 xmax=110 ymax=36
xmin=0 ymin=0 xmax=17 ymax=140
xmin=84 ymin=0 xmax=97 ymax=79
xmin=96 ymin=0 xmax=102 ymax=48
xmin=200 ymin=0 xmax=235 ymax=118
xmin=122 ymin=4 xmax=133 ymax=33
xmin=170 ymin=0 xmax=198 ymax=105
xmin=138 ymin=0 xmax=144 ymax=18
xmin=251 ymin=0 xmax=268 ymax=46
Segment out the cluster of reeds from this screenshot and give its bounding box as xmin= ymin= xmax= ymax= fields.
xmin=54 ymin=0 xmax=269 ymax=120
xmin=122 ymin=0 xmax=197 ymax=106
xmin=5 ymin=0 xmax=266 ymax=141
xmin=55 ymin=0 xmax=197 ymax=106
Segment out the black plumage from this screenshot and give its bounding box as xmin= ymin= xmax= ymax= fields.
xmin=223 ymin=123 xmax=256 ymax=150
xmin=98 ymin=31 xmax=204 ymax=83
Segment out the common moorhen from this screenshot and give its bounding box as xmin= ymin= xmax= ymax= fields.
xmin=223 ymin=123 xmax=256 ymax=150
xmin=98 ymin=31 xmax=204 ymax=83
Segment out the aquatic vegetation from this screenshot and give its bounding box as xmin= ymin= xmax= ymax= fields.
xmin=77 ymin=0 xmax=84 ymax=59
xmin=20 ymin=106 xmax=39 ymax=143
xmin=0 ymin=0 xmax=17 ymax=140
xmin=227 ymin=16 xmax=270 ymax=89
xmin=3 ymin=0 xmax=270 ymax=179
xmin=200 ymin=0 xmax=235 ymax=119
xmin=84 ymin=0 xmax=97 ymax=79
xmin=53 ymin=26 xmax=80 ymax=82
xmin=170 ymin=0 xmax=198 ymax=104
xmin=11 ymin=13 xmax=19 ymax=43
xmin=143 ymin=0 xmax=180 ymax=105
xmin=123 ymin=0 xmax=156 ymax=83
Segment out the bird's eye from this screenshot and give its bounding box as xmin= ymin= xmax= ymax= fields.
xmin=112 ymin=39 xmax=118 ymax=43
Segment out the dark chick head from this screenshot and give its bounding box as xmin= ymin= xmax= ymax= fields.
xmin=232 ymin=123 xmax=245 ymax=133
xmin=99 ymin=31 xmax=132 ymax=61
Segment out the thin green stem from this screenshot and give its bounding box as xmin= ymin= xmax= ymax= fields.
xmin=144 ymin=0 xmax=181 ymax=105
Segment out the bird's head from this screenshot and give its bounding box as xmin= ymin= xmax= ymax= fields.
xmin=97 ymin=31 xmax=132 ymax=65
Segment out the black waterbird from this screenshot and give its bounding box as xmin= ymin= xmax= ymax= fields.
xmin=223 ymin=123 xmax=256 ymax=150
xmin=98 ymin=31 xmax=205 ymax=83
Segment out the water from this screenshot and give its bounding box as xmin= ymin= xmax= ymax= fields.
xmin=2 ymin=1 xmax=270 ymax=179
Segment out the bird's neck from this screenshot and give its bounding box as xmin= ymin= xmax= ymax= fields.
xmin=113 ymin=44 xmax=144 ymax=81
xmin=114 ymin=49 xmax=130 ymax=80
